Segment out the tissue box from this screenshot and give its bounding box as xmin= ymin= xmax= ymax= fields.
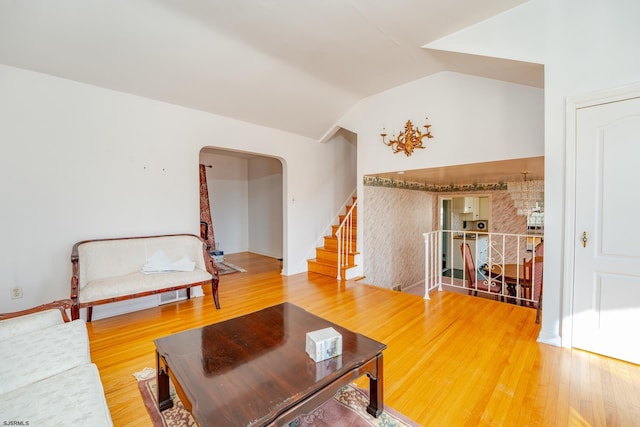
xmin=306 ymin=327 xmax=342 ymax=362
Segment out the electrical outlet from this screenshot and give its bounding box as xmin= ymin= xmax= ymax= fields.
xmin=10 ymin=286 xmax=23 ymax=299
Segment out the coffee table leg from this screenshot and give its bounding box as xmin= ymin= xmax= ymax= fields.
xmin=156 ymin=351 xmax=174 ymax=411
xmin=366 ymin=352 xmax=384 ymax=417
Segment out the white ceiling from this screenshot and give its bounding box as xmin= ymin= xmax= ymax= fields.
xmin=0 ymin=0 xmax=540 ymax=140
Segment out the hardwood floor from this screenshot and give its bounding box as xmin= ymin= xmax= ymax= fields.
xmin=88 ymin=252 xmax=640 ymax=426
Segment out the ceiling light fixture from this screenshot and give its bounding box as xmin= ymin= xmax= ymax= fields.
xmin=381 ymin=118 xmax=433 ymax=157
xmin=506 ymin=171 xmax=544 ymax=216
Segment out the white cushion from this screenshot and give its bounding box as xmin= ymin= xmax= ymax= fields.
xmin=0 ymin=308 xmax=64 ymax=341
xmin=0 ymin=319 xmax=90 ymax=394
xmin=145 ymin=235 xmax=208 ymax=271
xmin=77 ymin=235 xmax=208 ymax=289
xmin=0 ymin=363 xmax=113 ymax=426
xmin=78 ymin=239 xmax=148 ymax=290
xmin=79 ymin=269 xmax=212 ymax=303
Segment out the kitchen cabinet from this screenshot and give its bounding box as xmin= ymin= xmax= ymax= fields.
xmin=478 ymin=197 xmax=489 ymax=220
xmin=453 ymin=197 xmax=478 ymax=215
xmin=453 ymin=196 xmax=489 ymax=220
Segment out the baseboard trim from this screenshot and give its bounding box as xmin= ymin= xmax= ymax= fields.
xmin=88 ymin=286 xmax=204 ymax=321
xmin=537 ymin=330 xmax=561 ymax=347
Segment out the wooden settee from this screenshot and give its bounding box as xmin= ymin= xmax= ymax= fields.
xmin=70 ymin=234 xmax=220 ymax=321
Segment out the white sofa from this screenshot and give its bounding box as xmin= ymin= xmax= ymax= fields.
xmin=0 ymin=300 xmax=113 ymax=426
xmin=70 ymin=234 xmax=220 ymax=321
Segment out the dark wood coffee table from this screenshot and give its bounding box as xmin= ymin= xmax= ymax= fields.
xmin=154 ymin=302 xmax=386 ymax=426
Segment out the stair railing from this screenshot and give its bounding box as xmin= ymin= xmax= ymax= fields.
xmin=422 ymin=230 xmax=543 ymax=307
xmin=335 ymin=200 xmax=357 ymax=280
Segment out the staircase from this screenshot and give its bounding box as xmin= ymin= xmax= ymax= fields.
xmin=307 ymin=197 xmax=358 ymax=280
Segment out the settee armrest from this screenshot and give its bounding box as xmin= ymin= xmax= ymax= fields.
xmin=0 ymin=299 xmax=72 ymax=322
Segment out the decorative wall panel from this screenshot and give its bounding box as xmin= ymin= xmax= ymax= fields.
xmin=363 ymin=186 xmax=433 ymax=289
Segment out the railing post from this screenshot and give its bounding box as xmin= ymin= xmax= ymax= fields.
xmin=336 ymin=227 xmax=342 ymax=280
xmin=423 ymin=233 xmax=431 ymax=300
xmin=336 ymin=200 xmax=357 ymax=281
xmin=437 ymin=230 xmax=444 ymax=291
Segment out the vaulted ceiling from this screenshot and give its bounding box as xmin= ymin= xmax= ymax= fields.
xmin=0 ymin=0 xmax=540 ymax=140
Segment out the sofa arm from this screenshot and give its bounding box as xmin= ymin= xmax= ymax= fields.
xmin=0 ymin=299 xmax=72 ymax=322
xmin=0 ymin=300 xmax=72 ymax=341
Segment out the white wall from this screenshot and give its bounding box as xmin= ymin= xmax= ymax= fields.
xmin=342 ymin=72 xmax=544 ymax=178
xmin=248 ymin=156 xmax=283 ymax=258
xmin=421 ymin=0 xmax=640 ymax=347
xmin=0 ymin=64 xmax=354 ymax=311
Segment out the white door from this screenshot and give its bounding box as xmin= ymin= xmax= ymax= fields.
xmin=572 ymin=95 xmax=640 ymax=364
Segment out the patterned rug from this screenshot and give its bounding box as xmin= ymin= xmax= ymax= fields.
xmin=133 ymin=368 xmax=419 ymax=427
xmin=216 ymin=261 xmax=246 ymax=276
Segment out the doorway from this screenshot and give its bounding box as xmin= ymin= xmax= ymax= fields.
xmin=199 ymin=148 xmax=284 ymax=262
xmin=568 ymin=86 xmax=640 ymax=364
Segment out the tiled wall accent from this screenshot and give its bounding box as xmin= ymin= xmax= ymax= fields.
xmin=486 ymin=190 xmax=530 ymax=264
xmin=363 ymin=185 xmax=433 ymax=289
xmin=489 ymin=191 xmax=528 ymax=235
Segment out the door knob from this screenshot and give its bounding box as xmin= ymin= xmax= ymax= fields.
xmin=582 ymin=231 xmax=587 ymax=248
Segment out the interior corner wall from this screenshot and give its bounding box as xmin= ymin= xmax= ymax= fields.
xmin=248 ymin=156 xmax=283 ymax=258
xmin=0 ymin=64 xmax=350 ymax=312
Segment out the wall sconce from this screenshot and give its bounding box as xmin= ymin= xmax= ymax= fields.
xmin=381 ymin=118 xmax=433 ymax=157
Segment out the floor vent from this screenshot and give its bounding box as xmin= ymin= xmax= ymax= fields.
xmin=159 ymin=289 xmax=188 ymax=305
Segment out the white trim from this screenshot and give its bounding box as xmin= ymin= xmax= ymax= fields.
xmin=537 ymin=330 xmax=561 ymax=347
xmin=318 ymin=124 xmax=341 ymax=144
xmin=563 ymin=81 xmax=640 ymax=348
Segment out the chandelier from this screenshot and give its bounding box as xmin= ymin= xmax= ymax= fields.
xmin=507 ymin=172 xmax=544 ymax=216
xmin=381 ymin=118 xmax=433 ymax=157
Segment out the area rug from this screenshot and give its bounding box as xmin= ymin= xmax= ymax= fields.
xmin=215 ymin=261 xmax=247 ymax=276
xmin=133 ymin=368 xmax=419 ymax=427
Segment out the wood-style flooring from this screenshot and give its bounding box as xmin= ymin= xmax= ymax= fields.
xmin=88 ymin=252 xmax=640 ymax=426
